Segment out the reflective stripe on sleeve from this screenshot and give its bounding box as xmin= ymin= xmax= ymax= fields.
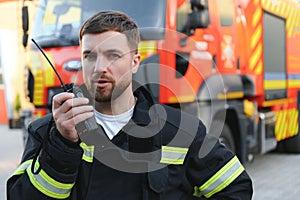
xmin=193 ymin=156 xmax=245 ymax=198
xmin=26 ymin=158 xmax=74 ymax=199
xmin=80 ymin=142 xmax=94 ymax=163
xmin=12 ymin=159 xmax=33 ymax=176
xmin=160 ymin=146 xmax=188 ymax=165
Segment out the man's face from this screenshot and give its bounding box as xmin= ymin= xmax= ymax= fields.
xmin=81 ymin=31 xmax=140 ymax=103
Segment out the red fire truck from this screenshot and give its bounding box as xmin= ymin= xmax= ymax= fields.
xmin=19 ymin=0 xmax=300 ymax=163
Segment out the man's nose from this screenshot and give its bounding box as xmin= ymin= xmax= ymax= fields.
xmin=94 ymin=56 xmax=108 ymax=73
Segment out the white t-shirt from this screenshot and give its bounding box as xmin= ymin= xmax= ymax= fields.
xmin=94 ymin=106 xmax=134 ymax=140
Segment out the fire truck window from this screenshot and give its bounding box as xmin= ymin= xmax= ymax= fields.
xmin=263 ymin=12 xmax=287 ymax=100
xmin=35 ymin=0 xmax=81 ymax=39
xmin=176 ymin=1 xmax=192 ymax=33
xmin=82 ymin=0 xmax=167 ymax=40
xmin=218 ymin=0 xmax=234 ymax=27
xmin=43 ymin=2 xmax=81 ymax=25
xmin=33 ymin=0 xmax=167 ymax=44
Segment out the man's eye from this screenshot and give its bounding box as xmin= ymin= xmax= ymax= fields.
xmin=108 ymin=53 xmax=121 ymax=60
xmin=84 ymin=53 xmax=97 ymax=61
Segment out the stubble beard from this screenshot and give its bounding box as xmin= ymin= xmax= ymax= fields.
xmin=91 ymin=79 xmax=131 ymax=103
xmin=94 ymin=86 xmax=114 ymax=102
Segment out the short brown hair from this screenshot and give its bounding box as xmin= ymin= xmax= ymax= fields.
xmin=79 ymin=10 xmax=140 ymax=52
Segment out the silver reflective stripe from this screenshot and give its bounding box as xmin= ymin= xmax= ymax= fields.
xmin=13 ymin=159 xmax=32 ymax=176
xmin=160 ymin=146 xmax=188 ymax=165
xmin=80 ymin=142 xmax=94 ymax=163
xmin=199 ymin=156 xmax=244 ymax=198
xmin=26 ymin=159 xmax=74 ymax=199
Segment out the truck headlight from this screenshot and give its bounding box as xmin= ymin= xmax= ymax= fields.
xmin=63 ymin=60 xmax=82 ymax=71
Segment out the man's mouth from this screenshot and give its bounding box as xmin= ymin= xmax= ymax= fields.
xmin=95 ymin=79 xmax=110 ymax=89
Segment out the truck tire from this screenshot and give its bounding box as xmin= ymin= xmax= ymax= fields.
xmin=277 ymin=133 xmax=300 ymax=153
xmin=210 ymin=120 xmax=236 ymax=153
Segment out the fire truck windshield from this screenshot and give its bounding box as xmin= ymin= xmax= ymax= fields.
xmin=32 ymin=0 xmax=167 ymax=48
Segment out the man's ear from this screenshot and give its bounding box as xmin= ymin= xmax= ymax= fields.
xmin=132 ymin=54 xmax=140 ymax=74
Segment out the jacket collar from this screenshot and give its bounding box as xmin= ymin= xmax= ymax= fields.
xmin=131 ymin=83 xmax=157 ymax=126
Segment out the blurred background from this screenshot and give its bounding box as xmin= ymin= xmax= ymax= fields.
xmin=1 ymin=0 xmax=300 ymax=199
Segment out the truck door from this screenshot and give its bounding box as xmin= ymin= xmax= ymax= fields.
xmin=214 ymin=0 xmax=239 ymax=73
xmin=158 ymin=0 xmax=213 ymax=104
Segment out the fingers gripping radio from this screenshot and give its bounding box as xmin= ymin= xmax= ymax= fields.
xmin=72 ymin=84 xmax=98 ymax=135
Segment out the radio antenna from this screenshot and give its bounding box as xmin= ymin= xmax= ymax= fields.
xmin=31 ymin=38 xmax=67 ymax=91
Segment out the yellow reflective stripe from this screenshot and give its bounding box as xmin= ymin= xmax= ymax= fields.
xmin=193 ymin=186 xmax=202 ymax=197
xmin=12 ymin=159 xmax=33 ymax=176
xmin=26 ymin=159 xmax=74 ymax=199
xmin=160 ymin=158 xmax=185 ymax=165
xmin=80 ymin=142 xmax=94 ymax=163
xmin=198 ymin=156 xmax=244 ymax=198
xmin=161 ymin=146 xmax=189 ymax=153
xmin=160 ymin=146 xmax=188 ymax=165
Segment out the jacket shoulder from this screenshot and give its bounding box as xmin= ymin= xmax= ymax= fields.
xmin=159 ymin=105 xmax=206 ymax=146
xmin=28 ymin=113 xmax=53 ymax=140
xmin=161 ymin=104 xmax=203 ymax=131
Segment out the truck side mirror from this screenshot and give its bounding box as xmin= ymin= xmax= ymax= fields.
xmin=22 ymin=6 xmax=29 ymax=47
xmin=190 ymin=0 xmax=208 ymax=10
xmin=188 ymin=0 xmax=209 ymax=29
xmin=188 ymin=9 xmax=210 ymax=29
xmin=23 ymin=34 xmax=29 ymax=48
xmin=180 ymin=9 xmax=209 ymax=47
xmin=53 ymin=3 xmax=70 ymax=16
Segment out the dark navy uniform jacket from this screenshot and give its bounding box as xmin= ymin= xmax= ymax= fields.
xmin=7 ymin=86 xmax=253 ymax=199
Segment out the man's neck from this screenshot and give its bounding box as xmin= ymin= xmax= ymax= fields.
xmin=95 ymin=93 xmax=136 ymax=115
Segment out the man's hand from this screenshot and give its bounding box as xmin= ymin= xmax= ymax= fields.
xmin=52 ymin=92 xmax=94 ymax=142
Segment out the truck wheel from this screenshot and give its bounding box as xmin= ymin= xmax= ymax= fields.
xmin=210 ymin=120 xmax=236 ymax=153
xmin=277 ymin=133 xmax=300 ymax=153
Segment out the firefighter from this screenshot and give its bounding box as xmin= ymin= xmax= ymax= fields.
xmin=7 ymin=10 xmax=253 ymax=199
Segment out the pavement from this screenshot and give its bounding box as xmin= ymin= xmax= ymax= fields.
xmin=246 ymin=152 xmax=300 ymax=200
xmin=0 ymin=125 xmax=23 ymax=200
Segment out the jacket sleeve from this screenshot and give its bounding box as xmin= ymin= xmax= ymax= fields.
xmin=185 ymin=121 xmax=253 ymax=200
xmin=7 ymin=116 xmax=83 ymax=200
